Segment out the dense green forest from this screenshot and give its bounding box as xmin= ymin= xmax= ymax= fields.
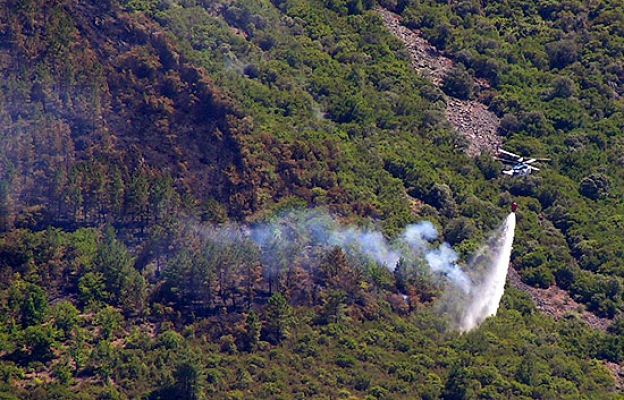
xmin=0 ymin=0 xmax=623 ymax=398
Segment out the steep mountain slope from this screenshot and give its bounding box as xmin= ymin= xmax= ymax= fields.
xmin=0 ymin=0 xmax=271 ymax=229
xmin=380 ymin=0 xmax=624 ymax=320
xmin=1 ymin=0 xmax=624 ymax=399
xmin=378 ymin=8 xmax=501 ymax=156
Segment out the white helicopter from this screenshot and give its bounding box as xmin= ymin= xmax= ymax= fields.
xmin=495 ymin=147 xmax=550 ymax=177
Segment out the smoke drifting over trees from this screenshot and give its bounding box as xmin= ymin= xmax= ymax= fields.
xmin=179 ymin=208 xmax=512 ymax=331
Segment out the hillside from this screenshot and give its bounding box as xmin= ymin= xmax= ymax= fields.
xmin=0 ymin=0 xmax=623 ymax=399
xmin=0 ymin=0 xmax=264 ymax=227
xmin=382 ymin=0 xmax=624 ymax=320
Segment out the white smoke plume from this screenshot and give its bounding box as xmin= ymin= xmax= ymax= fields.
xmin=245 ymin=209 xmax=471 ymax=292
xmin=189 ymin=208 xmax=515 ymax=331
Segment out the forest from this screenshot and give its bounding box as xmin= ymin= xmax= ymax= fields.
xmin=0 ymin=0 xmax=623 ymax=398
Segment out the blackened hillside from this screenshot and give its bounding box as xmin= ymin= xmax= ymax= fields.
xmin=0 ymin=0 xmax=263 ymax=231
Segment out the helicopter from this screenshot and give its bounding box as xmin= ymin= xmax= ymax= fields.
xmin=495 ymin=147 xmax=550 ymax=177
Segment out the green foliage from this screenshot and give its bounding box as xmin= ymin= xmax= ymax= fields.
xmin=0 ymin=0 xmax=623 ymax=398
xmin=20 ymin=324 xmax=58 ymax=362
xmin=52 ymin=357 xmax=74 ymax=385
xmin=78 ymin=272 xmax=108 ymax=308
xmin=394 ymin=0 xmax=624 ymax=317
xmin=89 ymin=340 xmax=116 ymax=382
xmin=264 ymin=293 xmax=294 ymax=344
xmin=8 ymin=282 xmax=48 ymax=328
xmin=579 ymin=173 xmax=610 ymax=200
xmin=94 ymin=306 xmax=124 ymax=340
xmin=51 ymin=301 xmax=79 ymax=339
xmin=442 ymin=65 xmax=474 ymax=100
xmin=318 ymin=290 xmax=348 ymax=325
xmin=546 ymin=40 xmax=579 ymax=69
xmin=158 ymin=330 xmax=183 ymax=350
xmin=444 ymin=217 xmax=476 ymax=246
xmin=172 ymin=356 xmax=206 ymax=400
xmin=94 ymin=228 xmax=146 ymax=315
xmin=239 ymin=312 xmax=262 ymax=352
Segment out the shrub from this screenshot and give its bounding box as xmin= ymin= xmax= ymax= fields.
xmin=354 ymin=373 xmax=371 ymax=390
xmin=522 ymin=266 xmax=555 ymax=289
xmin=498 ymin=113 xmax=520 ymax=136
xmin=429 ymin=23 xmax=453 ymax=50
xmin=368 ymin=385 xmax=390 ymax=400
xmin=444 ymin=217 xmax=477 ymax=245
xmin=442 ymin=65 xmax=474 ymax=100
xmin=336 ymin=354 xmax=357 ymax=368
xmin=425 ymin=183 xmax=457 ymax=217
xmin=158 ymin=330 xmax=183 ymax=350
xmin=475 ymin=154 xmax=500 ymax=180
xmin=579 ymin=173 xmax=610 ymax=200
xmin=52 ymin=301 xmax=79 ymax=338
xmin=550 ymin=76 xmax=577 ymax=98
xmin=220 ymin=334 xmax=238 ymax=354
xmin=94 ymin=306 xmax=124 ymax=340
xmin=518 ymin=111 xmax=553 ymax=137
xmin=78 ymin=272 xmax=108 ymax=308
xmin=546 ymin=40 xmax=579 ymax=69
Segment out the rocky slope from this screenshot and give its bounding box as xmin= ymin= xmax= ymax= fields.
xmin=377 ymin=8 xmax=500 ymax=156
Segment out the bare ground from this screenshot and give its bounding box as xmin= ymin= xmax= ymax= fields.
xmin=377 ymin=8 xmax=501 ymax=156
xmin=507 ymin=267 xmax=611 ymax=331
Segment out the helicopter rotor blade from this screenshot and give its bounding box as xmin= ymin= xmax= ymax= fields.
xmin=497 ymin=148 xmax=522 ymax=159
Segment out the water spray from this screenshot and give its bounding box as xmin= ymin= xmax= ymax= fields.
xmin=455 ymin=205 xmax=517 ymax=332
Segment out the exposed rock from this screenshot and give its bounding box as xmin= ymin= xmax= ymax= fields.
xmin=507 ymin=267 xmax=610 ymax=331
xmin=377 ymin=8 xmax=500 ymax=156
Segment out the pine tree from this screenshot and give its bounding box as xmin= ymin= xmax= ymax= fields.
xmin=240 ymin=311 xmax=261 ymax=352
xmin=243 ymin=262 xmax=263 ymax=307
xmin=174 ymin=356 xmax=206 ymax=400
xmin=9 ymin=281 xmax=49 ymax=328
xmin=394 ymin=258 xmax=408 ymax=294
xmin=128 ymin=171 xmax=150 ymax=230
xmin=319 ymin=290 xmax=347 ymax=325
xmin=264 ymin=293 xmax=293 ymax=344
xmin=94 ymin=226 xmax=143 ymax=313
xmin=110 ymin=168 xmax=124 ymax=218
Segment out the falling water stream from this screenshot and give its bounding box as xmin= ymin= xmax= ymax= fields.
xmin=458 ymin=213 xmax=517 ymax=332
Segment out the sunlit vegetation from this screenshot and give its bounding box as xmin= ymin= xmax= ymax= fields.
xmin=0 ymin=0 xmax=623 ymax=397
xmin=0 ymin=228 xmax=622 ymax=398
xmin=373 ymin=0 xmax=624 ymax=316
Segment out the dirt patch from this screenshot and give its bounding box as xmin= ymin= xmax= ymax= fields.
xmin=604 ymin=361 xmax=624 ymax=391
xmin=377 ymin=9 xmax=452 ymax=86
xmin=507 ymin=267 xmax=623 ymax=386
xmin=507 ymin=267 xmax=611 ymax=331
xmin=445 ymin=98 xmax=500 ymax=157
xmin=377 ymin=8 xmax=500 ymax=156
